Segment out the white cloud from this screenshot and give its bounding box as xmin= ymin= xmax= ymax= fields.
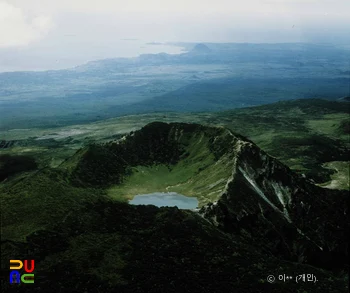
xmin=0 ymin=1 xmax=53 ymax=48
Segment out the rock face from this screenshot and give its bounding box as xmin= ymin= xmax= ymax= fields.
xmin=68 ymin=121 xmax=348 ymax=271
xmin=199 ymin=130 xmax=349 ymax=271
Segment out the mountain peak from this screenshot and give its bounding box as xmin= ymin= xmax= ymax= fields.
xmin=191 ymin=43 xmax=211 ymax=54
xmin=67 ymin=121 xmax=348 ymax=271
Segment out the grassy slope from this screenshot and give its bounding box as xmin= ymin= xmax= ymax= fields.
xmin=0 ymin=169 xmax=107 ymax=241
xmin=108 ymin=130 xmax=233 ymax=206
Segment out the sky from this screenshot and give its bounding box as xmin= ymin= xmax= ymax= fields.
xmin=0 ymin=0 xmax=349 ymax=71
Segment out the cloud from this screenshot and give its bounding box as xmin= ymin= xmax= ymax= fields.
xmin=0 ymin=1 xmax=53 ymax=48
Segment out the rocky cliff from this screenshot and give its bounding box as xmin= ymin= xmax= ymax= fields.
xmin=200 ymin=134 xmax=348 ymax=270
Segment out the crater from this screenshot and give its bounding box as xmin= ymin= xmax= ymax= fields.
xmin=66 ymin=122 xmax=239 ymax=207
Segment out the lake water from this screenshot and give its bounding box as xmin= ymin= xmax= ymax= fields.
xmin=129 ymin=192 xmax=198 ymax=209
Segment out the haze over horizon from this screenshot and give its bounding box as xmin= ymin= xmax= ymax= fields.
xmin=1 ymin=0 xmax=350 ymax=72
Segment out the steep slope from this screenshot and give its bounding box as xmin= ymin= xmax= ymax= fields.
xmin=200 ymin=137 xmax=349 ymax=270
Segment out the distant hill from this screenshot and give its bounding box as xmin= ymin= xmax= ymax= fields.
xmin=190 ymin=43 xmax=212 ymax=54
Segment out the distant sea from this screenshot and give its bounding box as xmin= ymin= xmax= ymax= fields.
xmin=0 ymin=40 xmax=186 ymax=72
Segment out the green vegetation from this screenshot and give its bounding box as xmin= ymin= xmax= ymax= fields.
xmin=107 ymin=141 xmax=232 ymax=206
xmin=216 ymin=99 xmax=349 ymax=186
xmin=0 ymin=168 xmax=107 ymax=242
xmin=0 ymin=154 xmax=38 ymax=181
xmin=318 ymin=161 xmax=349 ymax=190
xmin=1 ymin=114 xmax=349 ymax=292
